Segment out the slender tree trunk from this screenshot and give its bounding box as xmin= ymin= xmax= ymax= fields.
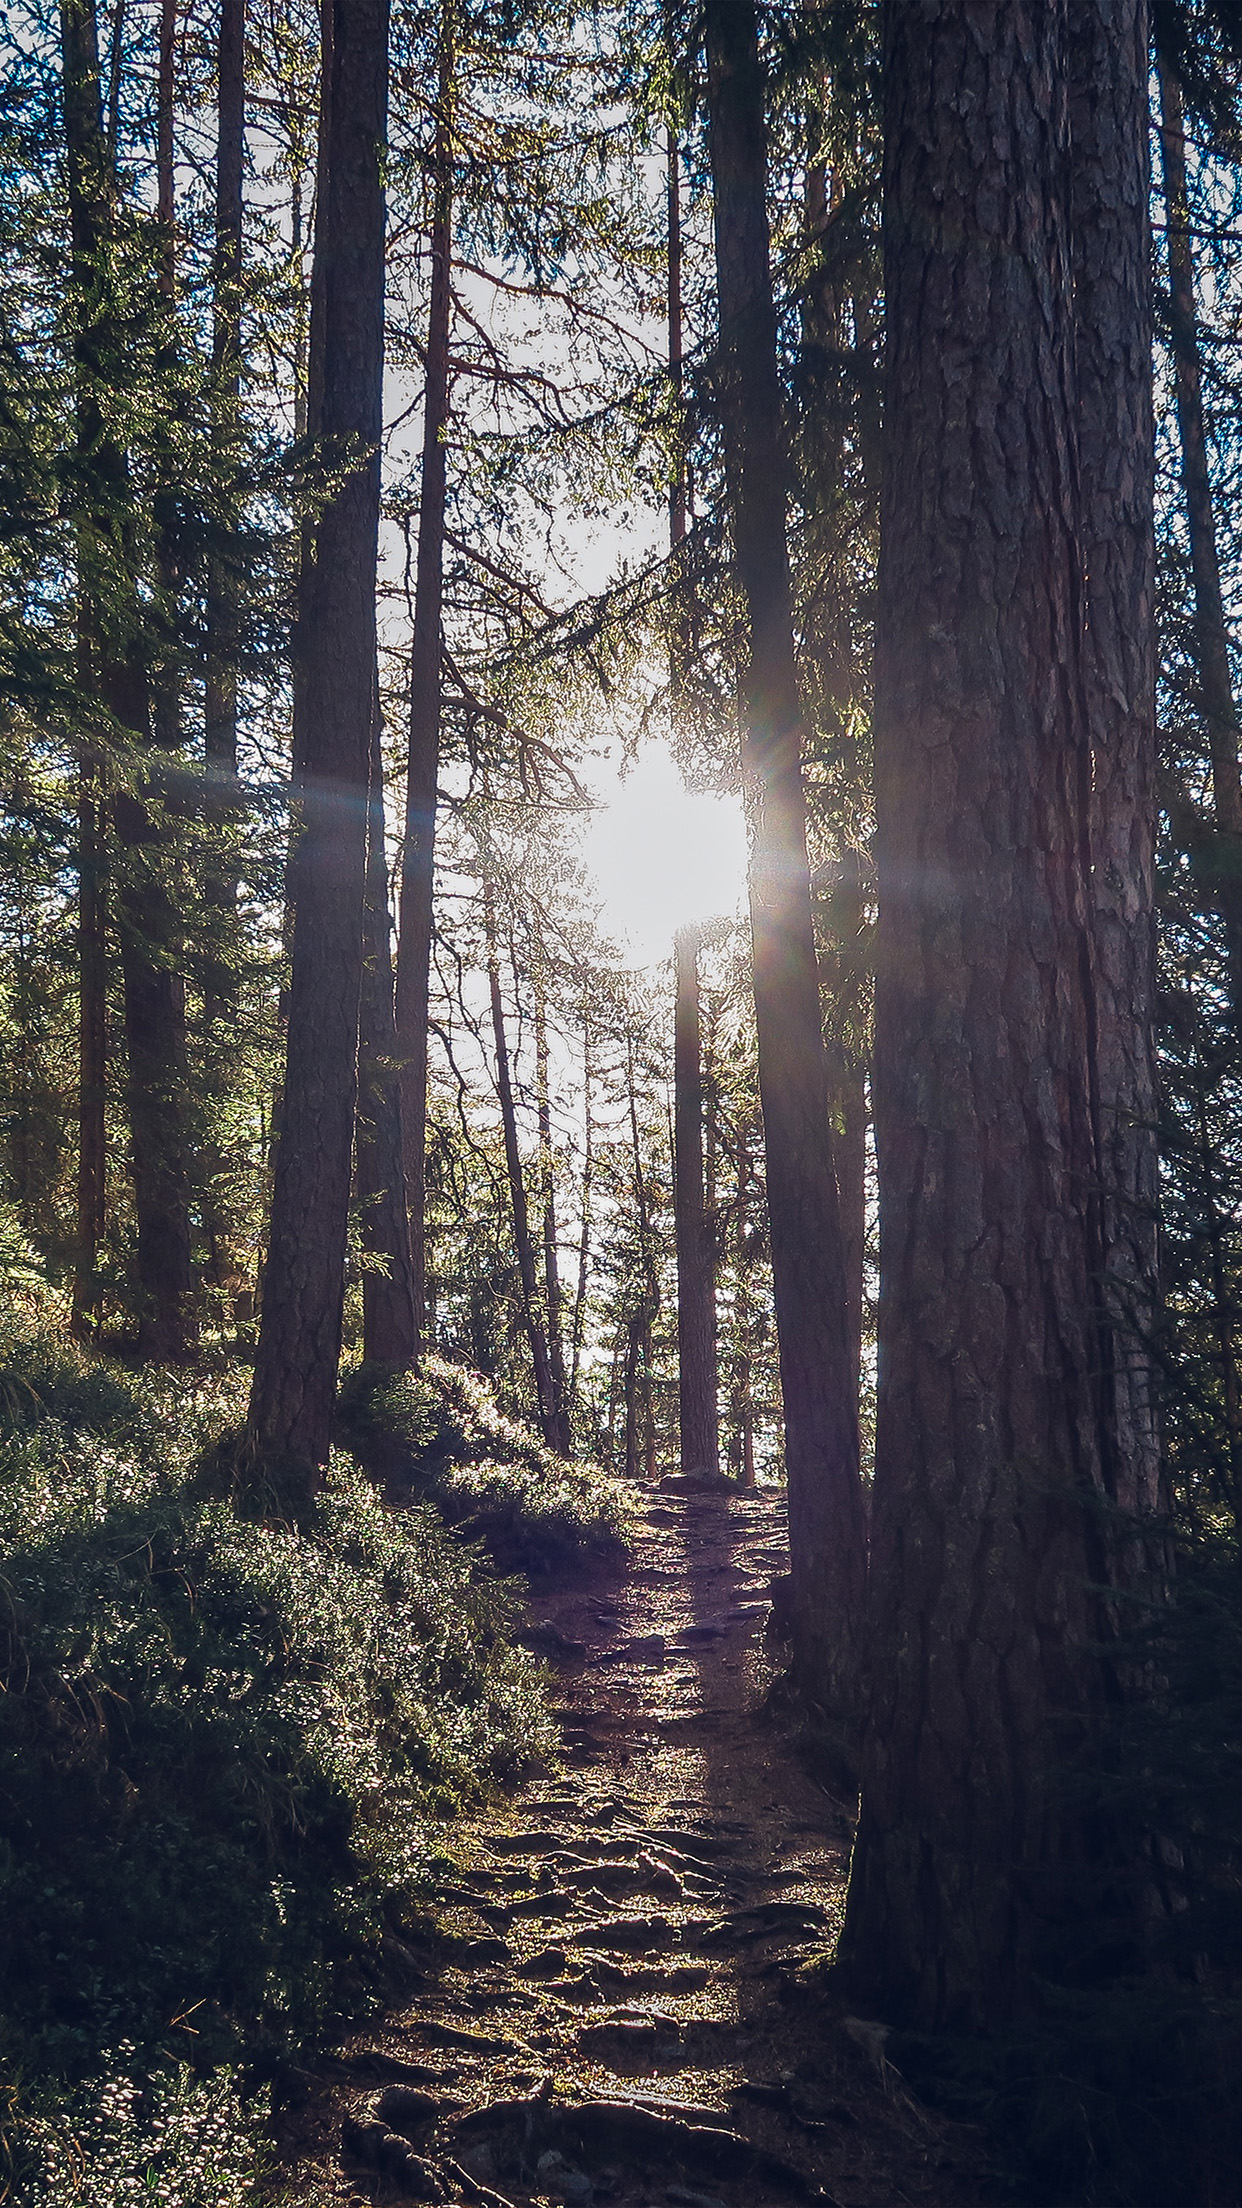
xmin=568 ymin=1013 xmax=594 ymax=1411
xmin=73 ymin=753 xmax=107 ymax=1340
xmin=395 ymin=0 xmax=454 ymax=1351
xmin=358 ymin=692 xmax=418 ymax=1365
xmin=842 ymin=0 xmax=1155 ymax=2030
xmin=703 ymin=0 xmax=866 ymax=1713
xmin=247 ymin=0 xmax=390 ymax=1481
xmin=1157 ymin=50 xmax=1242 ymax=1006
xmin=674 ymin=924 xmax=719 ymax=1476
xmin=533 ymin=945 xmax=572 ymax=1450
xmin=482 ymin=879 xmax=560 ymax=1445
xmin=625 ymin=1042 xmax=660 ymax=1481
xmin=61 ymin=0 xmax=195 ymax=1363
xmin=200 ymin=0 xmax=247 ymax=1305
xmin=1070 ymin=0 xmax=1164 ymax=1543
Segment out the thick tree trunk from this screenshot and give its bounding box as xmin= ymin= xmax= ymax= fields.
xmin=1156 ymin=51 xmax=1242 ymax=1004
xmin=247 ymin=0 xmax=390 ymax=1482
xmin=394 ymin=0 xmax=454 ymax=1352
xmin=61 ymin=0 xmax=195 ymax=1362
xmin=674 ymin=924 xmax=719 ymax=1476
xmin=703 ymin=0 xmax=866 ymax=1713
xmin=483 ymin=879 xmax=561 ymax=1446
xmin=358 ymin=697 xmax=419 ymax=1365
xmin=842 ymin=0 xmax=1155 ymax=2030
xmin=1070 ymin=0 xmax=1164 ymax=1538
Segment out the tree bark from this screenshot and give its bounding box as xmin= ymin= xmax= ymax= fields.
xmin=358 ymin=692 xmax=419 ymax=1365
xmin=1156 ymin=49 xmax=1242 ymax=1004
xmin=247 ymin=0 xmax=390 ymax=1481
xmin=703 ymin=0 xmax=866 ymax=1713
xmin=1070 ymin=0 xmax=1164 ymax=1537
xmin=842 ymin=0 xmax=1155 ymax=2030
xmin=61 ymin=0 xmax=195 ymax=1363
xmin=674 ymin=924 xmax=720 ymax=1476
xmin=394 ymin=0 xmax=455 ymax=1353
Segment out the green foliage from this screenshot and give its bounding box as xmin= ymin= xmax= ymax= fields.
xmin=13 ymin=2055 xmax=270 ymax=2208
xmin=0 ymin=1323 xmax=554 ymax=2097
xmin=339 ymin=1354 xmax=634 ymax=1575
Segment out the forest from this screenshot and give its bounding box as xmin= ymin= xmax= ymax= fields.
xmin=1 ymin=0 xmax=1242 ymax=2200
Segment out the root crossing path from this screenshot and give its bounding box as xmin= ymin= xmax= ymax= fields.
xmin=291 ymin=1478 xmax=993 ymax=2208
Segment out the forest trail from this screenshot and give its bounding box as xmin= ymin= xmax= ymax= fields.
xmin=286 ymin=1482 xmax=993 ymax=2208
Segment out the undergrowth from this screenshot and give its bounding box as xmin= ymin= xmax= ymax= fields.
xmin=339 ymin=1355 xmax=634 ymax=1575
xmin=0 ymin=1320 xmax=560 ymax=2203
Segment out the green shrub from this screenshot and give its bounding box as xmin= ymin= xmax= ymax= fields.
xmin=339 ymin=1355 xmax=634 ymax=1575
xmin=14 ymin=2054 xmax=269 ymax=2208
xmin=0 ymin=1329 xmax=555 ymax=2088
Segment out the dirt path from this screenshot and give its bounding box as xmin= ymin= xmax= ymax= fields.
xmin=287 ymin=1480 xmax=994 ymax=2208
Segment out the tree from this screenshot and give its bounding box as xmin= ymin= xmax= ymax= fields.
xmin=842 ymin=0 xmax=1160 ymax=2029
xmin=247 ymin=0 xmax=391 ymax=1480
xmin=60 ymin=0 xmax=196 ymax=1361
xmin=394 ymin=0 xmax=455 ymax=1353
xmin=674 ymin=922 xmax=719 ymax=1476
xmin=703 ymin=0 xmax=866 ymax=1712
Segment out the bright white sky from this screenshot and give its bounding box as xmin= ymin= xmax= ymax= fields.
xmin=580 ymin=741 xmax=748 ymax=968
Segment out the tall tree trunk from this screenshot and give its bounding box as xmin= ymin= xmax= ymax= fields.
xmin=1070 ymin=0 xmax=1164 ymax=1540
xmin=358 ymin=693 xmax=419 ymax=1364
xmin=703 ymin=0 xmax=866 ymax=1713
xmin=674 ymin=924 xmax=719 ymax=1476
xmin=200 ymin=0 xmax=247 ymax=1304
xmin=247 ymin=0 xmax=390 ymax=1481
xmin=61 ymin=0 xmax=195 ymax=1363
xmin=568 ymin=1011 xmax=594 ymax=1411
xmin=73 ymin=751 xmax=107 ymax=1340
xmin=842 ymin=0 xmax=1156 ymax=2030
xmin=626 ymin=1040 xmax=660 ymax=1481
xmin=394 ymin=0 xmax=454 ymax=1352
xmin=482 ymin=875 xmax=560 ymax=1446
xmin=1156 ymin=49 xmax=1242 ymax=1005
xmin=533 ymin=944 xmax=572 ymax=1450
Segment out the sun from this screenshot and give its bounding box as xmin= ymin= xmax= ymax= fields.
xmin=581 ymin=743 xmax=748 ymax=967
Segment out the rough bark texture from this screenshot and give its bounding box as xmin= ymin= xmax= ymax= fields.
xmin=247 ymin=0 xmax=389 ymax=1479
xmin=394 ymin=0 xmax=454 ymax=1352
xmin=703 ymin=0 xmax=866 ymax=1712
xmin=358 ymin=698 xmax=419 ymax=1365
xmin=1157 ymin=50 xmax=1242 ymax=1004
xmin=1070 ymin=0 xmax=1164 ymax=1534
xmin=61 ymin=0 xmax=195 ymax=1362
xmin=841 ymin=0 xmax=1156 ymax=2030
xmin=674 ymin=925 xmax=720 ymax=1477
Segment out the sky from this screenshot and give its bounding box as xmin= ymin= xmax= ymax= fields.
xmin=580 ymin=741 xmax=748 ymax=968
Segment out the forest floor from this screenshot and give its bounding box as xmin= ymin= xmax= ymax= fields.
xmin=278 ymin=1477 xmax=999 ymax=2208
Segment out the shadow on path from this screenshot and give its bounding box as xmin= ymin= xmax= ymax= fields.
xmin=279 ymin=1479 xmax=997 ymax=2208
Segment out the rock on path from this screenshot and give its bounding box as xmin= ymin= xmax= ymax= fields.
xmin=281 ymin=1478 xmax=994 ymax=2208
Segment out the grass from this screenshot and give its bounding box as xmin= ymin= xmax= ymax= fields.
xmin=0 ymin=1320 xmax=579 ymax=2203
